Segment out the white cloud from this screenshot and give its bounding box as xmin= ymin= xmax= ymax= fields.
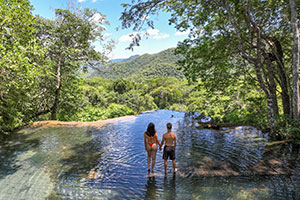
xmin=153 ymin=33 xmax=170 ymax=39
xmin=90 ymin=13 xmax=106 ymax=24
xmin=145 ymin=29 xmax=159 ymax=36
xmin=119 ymin=29 xmax=170 ymax=42
xmin=119 ymin=32 xmax=138 ymax=42
xmin=92 ymin=25 xmax=106 ymax=34
xmin=99 ymin=24 xmax=107 ymax=31
xmin=103 ymin=33 xmax=111 ymax=39
xmin=145 ymin=29 xmax=170 ymax=39
xmin=175 ymin=30 xmax=190 ymax=36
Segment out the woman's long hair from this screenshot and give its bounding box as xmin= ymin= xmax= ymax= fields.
xmin=146 ymin=122 xmax=156 ymax=137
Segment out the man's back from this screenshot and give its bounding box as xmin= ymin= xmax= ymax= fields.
xmin=163 ymin=131 xmax=176 ymax=146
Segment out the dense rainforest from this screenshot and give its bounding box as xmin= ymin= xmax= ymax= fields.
xmin=1 ymin=0 xmax=300 ymax=142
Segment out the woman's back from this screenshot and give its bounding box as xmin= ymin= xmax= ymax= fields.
xmin=145 ymin=132 xmax=157 ymax=144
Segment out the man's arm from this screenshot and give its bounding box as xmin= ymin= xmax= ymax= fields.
xmin=174 ymin=133 xmax=177 ymax=148
xmin=160 ymin=134 xmax=165 ymax=150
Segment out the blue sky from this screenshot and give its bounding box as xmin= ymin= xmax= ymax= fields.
xmin=29 ymin=0 xmax=189 ymax=60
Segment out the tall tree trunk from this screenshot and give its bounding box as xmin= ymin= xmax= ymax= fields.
xmin=256 ymin=28 xmax=278 ymax=133
xmin=224 ymin=0 xmax=279 ymax=132
xmin=254 ymin=62 xmax=278 ymax=133
xmin=290 ymin=0 xmax=300 ymax=119
xmin=266 ymin=59 xmax=279 ymax=117
xmin=51 ymin=63 xmax=61 ymax=120
xmin=266 ymin=94 xmax=276 ymax=132
xmin=270 ymin=37 xmax=291 ymax=117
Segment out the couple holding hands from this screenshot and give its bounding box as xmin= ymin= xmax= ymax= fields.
xmin=144 ymin=122 xmax=177 ymax=175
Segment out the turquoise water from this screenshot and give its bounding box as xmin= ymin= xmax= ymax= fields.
xmin=0 ymin=110 xmax=299 ymax=199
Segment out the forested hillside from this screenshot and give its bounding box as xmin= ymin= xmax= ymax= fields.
xmin=1 ymin=0 xmax=300 ymax=142
xmin=91 ymin=48 xmax=184 ymax=79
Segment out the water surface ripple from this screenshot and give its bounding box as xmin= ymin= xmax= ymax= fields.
xmin=0 ymin=110 xmax=299 ymax=199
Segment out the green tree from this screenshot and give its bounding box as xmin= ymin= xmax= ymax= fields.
xmin=289 ymin=0 xmax=300 ymax=118
xmin=113 ymin=78 xmax=134 ymax=94
xmin=150 ymin=86 xmax=182 ymax=108
xmin=120 ymin=0 xmax=299 ymax=133
xmin=81 ymin=77 xmax=113 ymax=108
xmin=36 ymin=7 xmax=111 ymax=120
xmin=0 ymin=0 xmax=48 ymax=135
xmin=117 ymin=91 xmax=158 ymax=112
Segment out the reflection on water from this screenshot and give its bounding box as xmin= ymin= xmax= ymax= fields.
xmin=163 ymin=174 xmax=176 ymax=200
xmin=0 ymin=110 xmax=300 ymax=199
xmin=145 ymin=176 xmax=158 ymax=200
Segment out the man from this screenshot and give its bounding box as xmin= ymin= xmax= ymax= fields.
xmin=160 ymin=122 xmax=177 ymax=175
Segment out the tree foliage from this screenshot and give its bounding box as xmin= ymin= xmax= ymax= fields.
xmin=120 ymin=0 xmax=300 ymax=135
xmin=78 ymin=76 xmax=267 ymax=128
xmin=0 ymin=0 xmax=47 ymax=134
xmin=35 ymin=6 xmax=111 ymax=120
xmin=1 ymin=0 xmax=299 ymax=141
xmin=113 ymin=78 xmax=135 ymax=94
xmin=0 ymin=1 xmax=112 ymax=135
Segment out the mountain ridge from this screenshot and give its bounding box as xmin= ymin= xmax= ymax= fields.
xmin=92 ymin=48 xmax=184 ymax=79
xmin=111 ymin=54 xmax=140 ymax=63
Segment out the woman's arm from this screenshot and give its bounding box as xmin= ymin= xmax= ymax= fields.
xmin=159 ymin=134 xmax=165 ymax=150
xmin=144 ymin=133 xmax=147 ymax=150
xmin=155 ymin=132 xmax=160 ymax=144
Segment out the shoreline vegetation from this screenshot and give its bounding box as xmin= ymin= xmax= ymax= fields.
xmin=26 ymin=112 xmax=268 ymax=134
xmin=2 ymin=74 xmax=298 ymax=142
xmin=24 ymin=114 xmax=138 ymax=133
xmin=1 ymin=0 xmax=299 ymax=143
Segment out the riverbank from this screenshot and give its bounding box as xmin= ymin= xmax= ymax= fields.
xmin=25 ymin=115 xmax=138 ymax=132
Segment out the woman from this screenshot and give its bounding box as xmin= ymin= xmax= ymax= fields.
xmin=144 ymin=122 xmax=160 ymax=173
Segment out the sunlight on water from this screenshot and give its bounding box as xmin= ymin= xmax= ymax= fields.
xmin=0 ymin=110 xmax=299 ymax=199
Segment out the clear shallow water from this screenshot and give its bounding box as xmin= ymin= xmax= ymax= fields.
xmin=0 ymin=110 xmax=300 ymax=199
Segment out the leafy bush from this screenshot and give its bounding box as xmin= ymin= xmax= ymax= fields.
xmin=57 ymin=78 xmax=86 ymax=121
xmin=106 ymin=103 xmax=135 ymax=118
xmin=113 ymin=78 xmax=135 ymax=94
xmin=75 ymin=106 xmax=107 ymax=121
xmin=276 ymin=118 xmax=300 ymax=142
xmin=116 ymin=91 xmax=157 ymax=112
xmin=168 ymin=104 xmax=187 ymax=112
xmin=73 ymin=104 xmax=135 ymax=122
xmin=150 ymin=86 xmax=183 ymax=109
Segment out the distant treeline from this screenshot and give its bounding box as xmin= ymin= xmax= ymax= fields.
xmin=1 ymin=0 xmax=300 ymax=142
xmin=70 ymin=77 xmax=267 ymax=127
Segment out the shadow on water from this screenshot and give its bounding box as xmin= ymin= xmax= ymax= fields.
xmin=55 ymin=129 xmax=105 ymax=179
xmin=44 ymin=130 xmax=106 ymax=199
xmin=0 ymin=133 xmax=40 ymax=180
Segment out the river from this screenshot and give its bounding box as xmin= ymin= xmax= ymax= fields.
xmin=0 ymin=110 xmax=299 ymax=199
